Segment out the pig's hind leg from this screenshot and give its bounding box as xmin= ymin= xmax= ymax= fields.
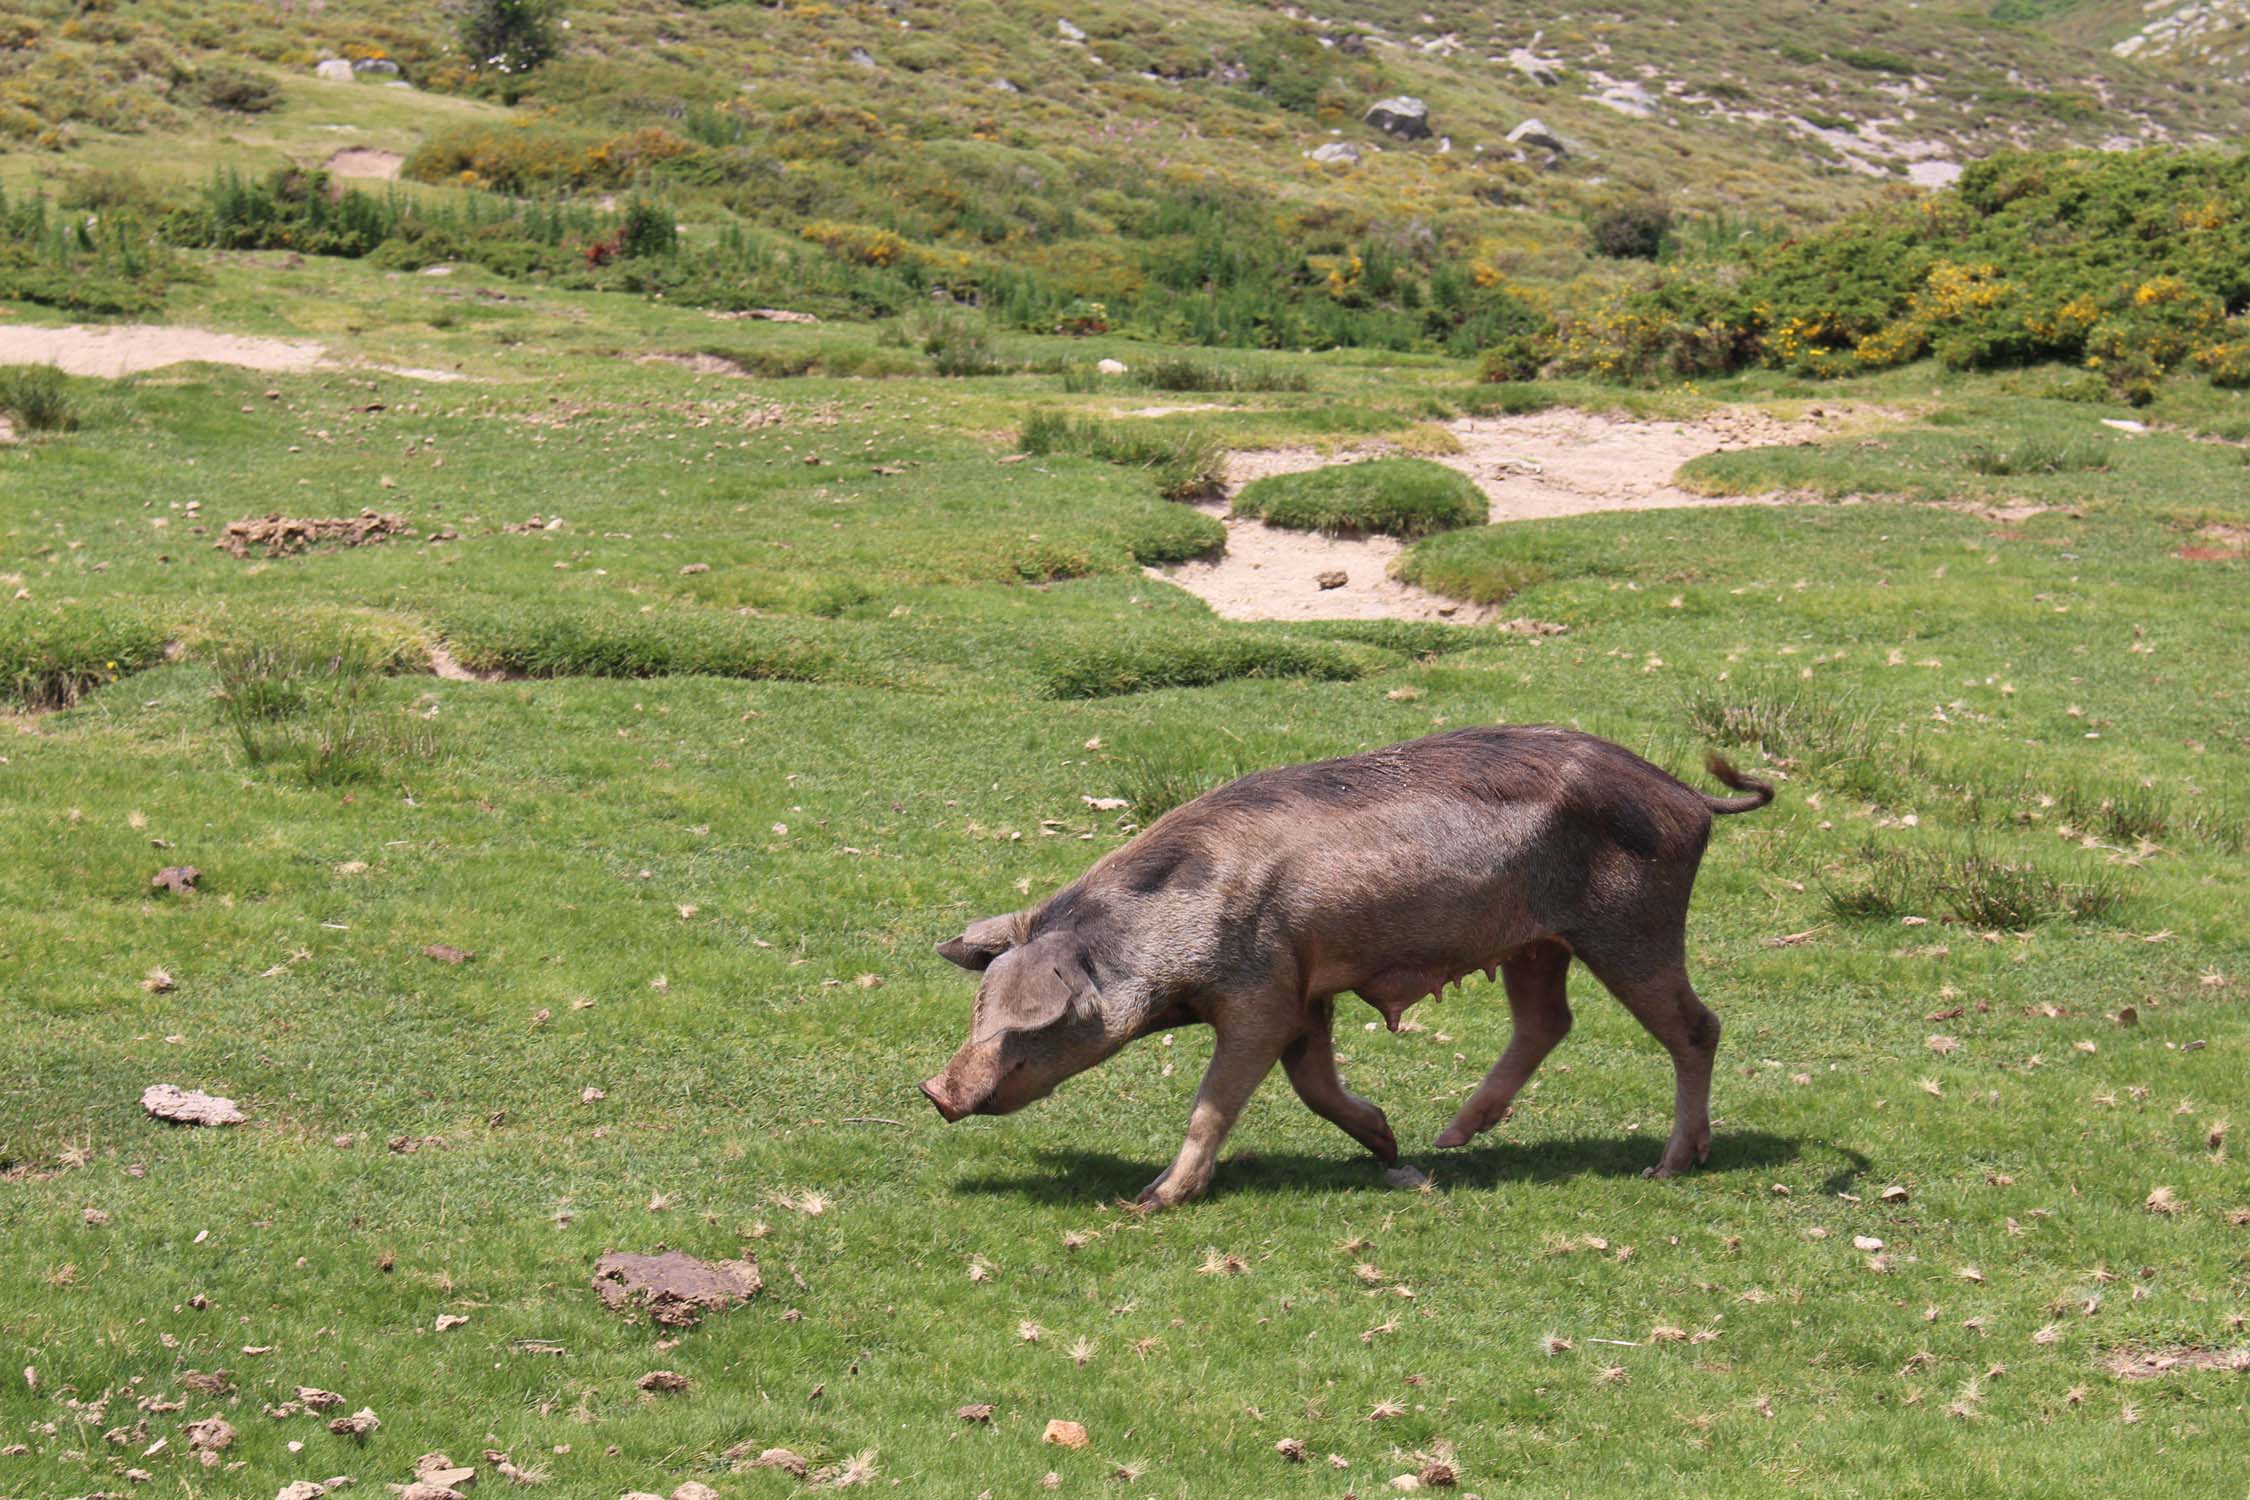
xmin=1432 ymin=940 xmax=1572 ymax=1149
xmin=1281 ymin=997 xmax=1399 ymax=1166
xmin=1580 ymin=952 xmax=1720 ymax=1179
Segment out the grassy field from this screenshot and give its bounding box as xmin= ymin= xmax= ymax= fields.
xmin=2 ymin=226 xmax=2246 ymax=1499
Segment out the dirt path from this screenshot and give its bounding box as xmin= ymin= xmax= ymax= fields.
xmin=1153 ymin=405 xmax=1868 ymax=622
xmin=324 ymin=147 xmax=405 ymax=180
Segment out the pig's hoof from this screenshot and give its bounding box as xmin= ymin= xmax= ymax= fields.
xmin=1641 ymin=1163 xmax=1675 ymax=1180
xmin=1381 ymin=1163 xmax=1430 ymax=1191
xmin=1431 ymin=1122 xmax=1477 ymax=1149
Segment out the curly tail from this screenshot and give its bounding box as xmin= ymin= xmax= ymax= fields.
xmin=1701 ymin=751 xmax=1775 ymax=815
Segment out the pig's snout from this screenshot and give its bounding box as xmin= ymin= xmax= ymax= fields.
xmin=920 ymin=1075 xmax=969 ymax=1123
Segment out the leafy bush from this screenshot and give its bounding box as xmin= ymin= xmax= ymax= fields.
xmin=0 ymin=365 xmax=80 ymax=433
xmin=1586 ymin=196 xmax=1673 ymax=261
xmin=183 ymin=64 xmax=281 ymax=114
xmin=1017 ymin=410 xmax=1223 ymax=500
xmin=1233 ymin=458 xmax=1484 ymax=538
xmin=0 ymin=606 xmax=168 ymax=709
xmin=1478 ymin=336 xmax=1544 ymax=383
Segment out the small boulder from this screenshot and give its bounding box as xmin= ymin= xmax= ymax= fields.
xmin=1057 ymin=18 xmax=1086 ymax=42
xmin=1042 ymin=1419 xmax=1090 ymax=1449
xmin=351 ymin=58 xmax=400 ymax=76
xmin=1506 ymin=48 xmax=1562 ymax=86
xmin=1316 ymin=570 xmax=1349 ymax=591
xmin=1364 ymin=96 xmax=1431 ymax=140
xmin=847 ymin=46 xmax=876 ymax=68
xmin=142 ymin=1085 xmax=246 ymax=1128
xmin=1095 ymin=358 xmax=1128 ymax=376
xmin=1507 ymin=118 xmax=1569 ymax=156
xmin=314 ymin=59 xmax=355 ymax=83
xmin=276 ymin=1485 xmax=327 ymax=1500
xmin=1307 ymin=142 xmax=1363 ymax=166
xmin=1591 ymin=80 xmax=1658 ymax=118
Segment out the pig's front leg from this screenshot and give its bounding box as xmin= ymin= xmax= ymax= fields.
xmin=1137 ymin=1017 xmax=1290 ymax=1210
xmin=1281 ymin=999 xmax=1398 ymax=1165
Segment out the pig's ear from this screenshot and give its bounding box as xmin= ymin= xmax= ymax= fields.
xmin=936 ymin=912 xmax=1023 ymax=971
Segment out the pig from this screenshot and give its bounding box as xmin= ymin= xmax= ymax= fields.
xmin=921 ymin=724 xmax=1772 ymax=1208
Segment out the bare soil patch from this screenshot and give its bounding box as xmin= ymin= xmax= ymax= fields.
xmin=1154 ymin=406 xmax=1870 ymax=623
xmin=2104 ymin=1345 xmax=2250 ymax=1380
xmin=323 ymin=148 xmax=405 ymax=180
xmin=216 ymin=510 xmax=409 ymax=559
xmin=593 ymin=1250 xmax=763 ymax=1328
xmin=638 ymin=352 xmax=751 ymax=377
xmin=0 ymin=323 xmax=327 ymax=378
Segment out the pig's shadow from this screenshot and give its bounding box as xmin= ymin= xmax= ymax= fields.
xmin=955 ymin=1130 xmax=1816 ymax=1205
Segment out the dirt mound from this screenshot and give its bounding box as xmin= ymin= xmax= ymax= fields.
xmin=324 ymin=148 xmax=404 ymax=180
xmin=1154 ymin=405 xmax=1872 ymax=623
xmin=216 ymin=510 xmax=409 ymax=559
xmin=592 ymin=1250 xmax=763 ymax=1328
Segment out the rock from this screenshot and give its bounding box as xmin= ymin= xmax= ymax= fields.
xmin=956 ymin=1404 xmax=996 ymax=1423
xmin=1042 ymin=1419 xmax=1090 ymax=1449
xmin=152 ymin=865 xmax=202 ymax=894
xmin=1057 ymin=18 xmax=1085 ymax=41
xmin=1880 ymin=1184 xmax=1909 ymax=1204
xmin=592 ymin=1250 xmax=762 ymax=1328
xmin=277 ymin=1484 xmax=326 ymax=1500
xmin=1364 ymin=96 xmax=1431 ymax=140
xmin=637 ymin=1370 xmax=690 ymax=1393
xmin=327 ymin=1408 xmax=379 ymax=1439
xmin=1095 ymin=358 xmax=1128 ymax=376
xmin=1316 ymin=570 xmax=1349 ymax=590
xmin=747 ymin=1450 xmax=807 ymax=1477
xmin=314 ymin=59 xmax=355 ymax=82
xmin=2102 ymin=418 xmax=2148 ymax=434
xmin=1276 ymin=1438 xmax=1308 ymax=1461
xmin=397 ymin=1486 xmax=463 ymax=1500
xmin=351 ymin=58 xmax=400 ymax=75
xmin=141 ymin=1085 xmax=246 ymax=1128
xmin=674 ymin=1486 xmax=721 ymax=1500
xmin=185 ymin=1417 xmax=235 ymax=1452
xmin=848 ymin=46 xmax=876 ymax=67
xmin=1591 ymin=80 xmax=1658 ymax=118
xmin=1506 ymin=48 xmax=1562 ymax=85
xmin=418 ymin=1469 xmax=475 ymax=1491
xmin=1508 ymin=118 xmax=1569 ymax=156
xmin=1307 ymin=142 xmax=1363 ymax=165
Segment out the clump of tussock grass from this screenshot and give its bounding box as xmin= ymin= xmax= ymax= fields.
xmin=1128 ymin=356 xmax=1310 ymax=393
xmin=1961 ymin=435 xmax=2109 ymax=476
xmin=1233 ymin=458 xmax=1484 ymax=539
xmin=1821 ymin=841 xmax=2123 ymax=929
xmin=437 ymin=603 xmax=876 ymax=685
xmin=1018 ymin=410 xmax=1224 ymax=500
xmin=1114 ymin=747 xmax=1252 ymax=822
xmin=0 ymin=364 xmax=80 ymax=433
xmin=1032 ymin=629 xmax=1367 ymax=699
xmin=1681 ymin=680 xmax=1879 ymax=770
xmin=0 ymin=605 xmax=168 ymax=709
xmin=214 ymin=638 xmax=443 ymax=787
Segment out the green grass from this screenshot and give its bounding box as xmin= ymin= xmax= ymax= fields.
xmin=1018 ymin=408 xmax=1226 ymax=501
xmin=1233 ymin=457 xmax=1486 ymax=537
xmin=1 ymin=227 xmax=2246 ymax=1500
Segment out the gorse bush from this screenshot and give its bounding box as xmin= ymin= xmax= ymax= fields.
xmin=1586 ymin=196 xmax=1673 ymax=260
xmin=1559 ymin=147 xmax=2250 ymax=395
xmin=1232 ymin=458 xmax=1485 ymax=538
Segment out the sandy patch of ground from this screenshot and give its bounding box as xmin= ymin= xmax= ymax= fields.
xmin=0 ymin=323 xmax=478 ymax=384
xmin=639 ymin=352 xmax=750 ymax=377
xmin=1153 ymin=405 xmax=1868 ymax=623
xmin=1117 ymin=402 xmax=1226 ymax=418
xmin=0 ymin=323 xmax=326 ymax=378
xmin=324 ymin=147 xmax=405 ymax=180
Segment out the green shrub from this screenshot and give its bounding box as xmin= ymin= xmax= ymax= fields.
xmin=1232 ymin=458 xmax=1484 ymax=538
xmin=184 ymin=63 xmax=282 ymax=113
xmin=1017 ymin=410 xmax=1223 ymax=500
xmin=456 ymin=0 xmax=565 ymax=79
xmin=1033 ymin=629 xmax=1365 ymax=699
xmin=0 ymin=606 xmax=168 ymax=709
xmin=1478 ymin=336 xmax=1544 ymax=383
xmin=0 ymin=365 xmax=80 ymax=433
xmin=1586 ymin=196 xmax=1673 ymax=261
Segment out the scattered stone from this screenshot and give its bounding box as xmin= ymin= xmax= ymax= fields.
xmin=1591 ymin=80 xmax=1659 ymax=118
xmin=1316 ymin=569 xmax=1349 ymax=590
xmin=592 ymin=1250 xmax=763 ymax=1328
xmin=677 ymin=563 xmax=710 ymax=576
xmin=1365 ymin=96 xmax=1432 ymax=140
xmin=397 ymin=1485 xmax=463 ymax=1500
xmin=847 ymin=46 xmax=876 ymax=68
xmin=151 ymin=866 xmax=201 ymax=895
xmin=295 ymin=1388 xmax=345 ymax=1411
xmin=956 ymin=1404 xmax=995 ymax=1423
xmin=327 ymin=1408 xmax=379 ymax=1439
xmin=422 ymin=944 xmax=474 ymax=965
xmin=1419 ymin=1458 xmax=1459 ymax=1488
xmin=1096 ymin=358 xmax=1128 ymax=375
xmin=216 ymin=511 xmax=408 ymax=559
xmin=674 ymin=1485 xmax=722 ymax=1500
xmin=351 ymin=58 xmax=400 ymax=76
xmin=1880 ymin=1184 xmax=1910 ymax=1205
xmin=185 ymin=1417 xmax=235 ymax=1452
xmin=1382 ymin=1163 xmax=1430 ymax=1190
xmin=1507 ymin=118 xmax=1569 ymax=156
xmin=1307 ymin=142 xmax=1363 ymax=166
xmin=141 ymin=1085 xmax=246 ymax=1128
xmin=1505 ymin=48 xmax=1563 ymax=85
xmin=1276 ymin=1438 xmax=1308 ymax=1462
xmin=277 ymin=1483 xmax=327 ymax=1500
xmin=637 ymin=1370 xmax=690 ymax=1394
xmin=314 ymin=59 xmax=356 ymax=82
xmin=747 ymin=1449 xmax=807 ymax=1477
xmin=1057 ymin=18 xmax=1086 ymax=41
xmin=1042 ymin=1419 xmax=1090 ymax=1449
xmin=433 ymin=1314 xmax=468 ymax=1332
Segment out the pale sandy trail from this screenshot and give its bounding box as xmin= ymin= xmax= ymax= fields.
xmin=1153 ymin=406 xmax=1870 ymax=623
